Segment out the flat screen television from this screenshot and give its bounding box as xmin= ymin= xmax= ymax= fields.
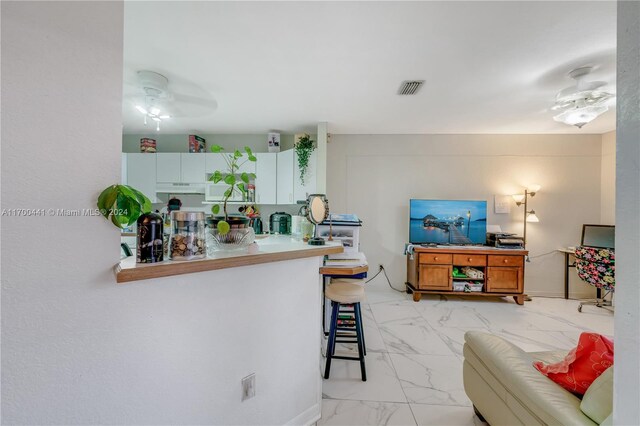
xmin=409 ymin=199 xmax=487 ymax=245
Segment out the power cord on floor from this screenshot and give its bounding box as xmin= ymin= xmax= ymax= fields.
xmin=365 ymin=265 xmax=406 ymax=293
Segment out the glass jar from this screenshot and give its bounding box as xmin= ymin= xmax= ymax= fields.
xmin=136 ymin=212 xmax=164 ymax=263
xmin=169 ymin=211 xmax=206 ymax=260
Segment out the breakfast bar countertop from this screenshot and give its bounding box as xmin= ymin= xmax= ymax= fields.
xmin=115 ymin=236 xmax=343 ymax=283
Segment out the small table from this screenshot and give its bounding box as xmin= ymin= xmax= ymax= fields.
xmin=558 ymin=247 xmax=601 ymax=300
xmin=558 ymin=248 xmax=576 ymax=300
xmin=320 ymin=264 xmax=369 ymax=334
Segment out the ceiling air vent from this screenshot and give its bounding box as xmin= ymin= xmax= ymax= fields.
xmin=398 ymin=80 xmax=424 ymax=95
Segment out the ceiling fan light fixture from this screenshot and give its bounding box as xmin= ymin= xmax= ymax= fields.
xmin=551 ymin=66 xmax=614 ymax=129
xmin=553 ymin=104 xmax=608 ymax=128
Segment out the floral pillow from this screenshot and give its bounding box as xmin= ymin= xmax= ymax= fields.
xmin=534 ymin=332 xmax=614 ymax=396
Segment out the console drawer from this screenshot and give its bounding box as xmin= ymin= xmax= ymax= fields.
xmin=419 ymin=253 xmax=452 ymax=265
xmin=488 ymin=255 xmax=524 ymax=267
xmin=453 ymin=254 xmax=486 ymax=267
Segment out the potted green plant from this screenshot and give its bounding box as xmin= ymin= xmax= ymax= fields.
xmin=208 ymin=145 xmax=256 ymax=237
xmin=295 ymin=133 xmax=315 ymax=185
xmin=97 ymin=184 xmax=151 ymax=228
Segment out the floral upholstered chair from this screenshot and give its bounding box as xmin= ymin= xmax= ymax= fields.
xmin=574 ymin=246 xmax=615 ymax=312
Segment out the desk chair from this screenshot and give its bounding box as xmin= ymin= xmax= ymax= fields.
xmin=575 ymin=245 xmax=615 ymax=312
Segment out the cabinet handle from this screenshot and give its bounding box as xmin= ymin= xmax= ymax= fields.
xmin=468 ymin=258 xmax=472 ymax=262
xmin=503 ymin=259 xmax=508 ymax=263
xmin=289 ymin=193 xmax=293 ymax=202
xmin=434 ymin=257 xmax=439 ymax=261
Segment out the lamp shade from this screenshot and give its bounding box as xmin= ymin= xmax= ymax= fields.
xmin=512 ymin=194 xmax=525 ymax=204
xmin=526 ymin=211 xmax=540 ymax=223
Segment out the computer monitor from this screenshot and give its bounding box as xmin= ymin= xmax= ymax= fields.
xmin=581 ymin=224 xmax=615 ymax=249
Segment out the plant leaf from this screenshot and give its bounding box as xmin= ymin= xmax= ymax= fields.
xmin=224 ymin=188 xmax=232 ymax=198
xmin=240 ymin=172 xmax=249 ymax=183
xmin=244 ymin=146 xmax=253 ymax=155
xmin=224 ymin=174 xmax=236 ymax=185
xmin=211 ymin=145 xmax=224 ymax=153
xmin=248 ymin=155 xmax=257 ymax=162
xmin=237 ymin=183 xmax=246 ymax=193
xmin=217 ymin=220 xmax=230 ymax=235
xmin=211 ymin=204 xmax=220 ymax=215
xmin=248 ymin=173 xmax=256 ymax=180
xmin=211 ymin=170 xmax=223 ymax=183
xmin=233 ymin=149 xmax=242 ymax=159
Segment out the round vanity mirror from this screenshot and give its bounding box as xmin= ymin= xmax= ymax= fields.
xmin=305 ymin=194 xmax=329 ymax=245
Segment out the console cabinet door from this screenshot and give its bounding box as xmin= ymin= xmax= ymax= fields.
xmin=486 ymin=267 xmax=523 ymax=293
xmin=418 ymin=265 xmax=452 ymax=290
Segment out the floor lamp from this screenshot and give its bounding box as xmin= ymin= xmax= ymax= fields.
xmin=512 ymin=185 xmax=541 ymax=247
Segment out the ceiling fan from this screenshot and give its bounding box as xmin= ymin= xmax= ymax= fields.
xmin=551 ymin=66 xmax=614 ymax=129
xmin=124 ymin=70 xmax=218 ymax=131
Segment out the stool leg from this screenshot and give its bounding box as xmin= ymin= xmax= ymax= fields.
xmin=324 ymin=301 xmax=340 ymax=379
xmin=354 ymin=302 xmax=367 ymax=381
xmin=356 ymin=303 xmax=366 ymax=356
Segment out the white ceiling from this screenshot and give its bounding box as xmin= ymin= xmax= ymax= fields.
xmin=123 ymin=1 xmax=617 ymax=135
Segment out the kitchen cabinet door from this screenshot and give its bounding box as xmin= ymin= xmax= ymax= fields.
xmin=126 ymin=153 xmax=157 ymax=203
xmin=156 ymin=153 xmax=181 ymax=183
xmin=238 ymin=156 xmax=257 ymax=175
xmin=180 ymin=153 xmax=206 ymax=183
xmin=276 ymin=150 xmax=294 ymax=204
xmin=205 ymin=153 xmax=227 ymax=176
xmin=255 ymin=153 xmax=277 ymax=204
xmin=293 ymin=150 xmax=317 ymax=203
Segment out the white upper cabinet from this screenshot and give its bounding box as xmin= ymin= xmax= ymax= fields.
xmin=293 ymin=150 xmax=317 ymax=203
xmin=205 ymin=152 xmax=256 ymax=175
xmin=205 ymin=153 xmax=227 ymax=176
xmin=255 ymin=153 xmax=277 ymax=204
xmin=276 ymin=150 xmax=294 ymax=205
xmin=156 ymin=153 xmax=181 ymax=183
xmin=126 ymin=153 xmax=157 ymax=203
xmin=180 ymin=154 xmax=206 ymax=183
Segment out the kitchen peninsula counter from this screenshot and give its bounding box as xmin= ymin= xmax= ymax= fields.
xmin=115 ymin=236 xmax=343 ymax=283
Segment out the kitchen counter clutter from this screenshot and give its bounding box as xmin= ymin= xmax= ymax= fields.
xmin=115 ymin=235 xmax=343 ymax=283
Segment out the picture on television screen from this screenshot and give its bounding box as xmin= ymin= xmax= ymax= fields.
xmin=409 ymin=199 xmax=487 ymax=245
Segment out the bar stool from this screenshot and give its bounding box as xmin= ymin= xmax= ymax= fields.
xmin=324 ymin=280 xmax=367 ymax=381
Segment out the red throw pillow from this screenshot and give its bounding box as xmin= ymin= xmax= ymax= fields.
xmin=533 ymin=332 xmax=614 ymax=396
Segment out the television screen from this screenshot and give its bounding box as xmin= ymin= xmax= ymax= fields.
xmin=409 ymin=199 xmax=487 ymax=245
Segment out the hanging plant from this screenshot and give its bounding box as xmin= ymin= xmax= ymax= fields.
xmin=295 ymin=133 xmax=315 ymax=185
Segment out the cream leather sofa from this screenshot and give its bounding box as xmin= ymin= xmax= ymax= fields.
xmin=463 ymin=331 xmax=613 ymax=425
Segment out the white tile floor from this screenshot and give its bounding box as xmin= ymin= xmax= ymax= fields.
xmin=319 ymin=284 xmax=614 ymax=426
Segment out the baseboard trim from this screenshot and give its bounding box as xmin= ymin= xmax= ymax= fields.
xmin=526 ymin=291 xmax=596 ymax=299
xmin=285 ymin=402 xmax=321 ymax=426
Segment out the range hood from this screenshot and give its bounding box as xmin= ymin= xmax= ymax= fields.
xmin=156 ymin=183 xmax=205 ymax=194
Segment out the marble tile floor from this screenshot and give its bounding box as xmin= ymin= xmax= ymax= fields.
xmin=319 ymin=285 xmax=614 ymax=426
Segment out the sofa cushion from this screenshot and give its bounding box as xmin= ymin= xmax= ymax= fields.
xmin=600 ymin=413 xmax=613 ymax=426
xmin=534 ymin=332 xmax=614 ymax=396
xmin=464 ymin=331 xmax=597 ymax=426
xmin=580 ymin=367 xmax=613 ymax=424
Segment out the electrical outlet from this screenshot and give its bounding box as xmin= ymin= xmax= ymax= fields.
xmin=241 ymin=374 xmax=256 ymax=401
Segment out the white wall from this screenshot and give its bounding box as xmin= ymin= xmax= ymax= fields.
xmin=327 ymin=134 xmax=603 ymax=298
xmin=614 ymin=1 xmax=640 ymax=424
xmin=600 ymin=130 xmax=616 ymax=224
xmin=1 ymin=3 xmax=321 ymax=424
